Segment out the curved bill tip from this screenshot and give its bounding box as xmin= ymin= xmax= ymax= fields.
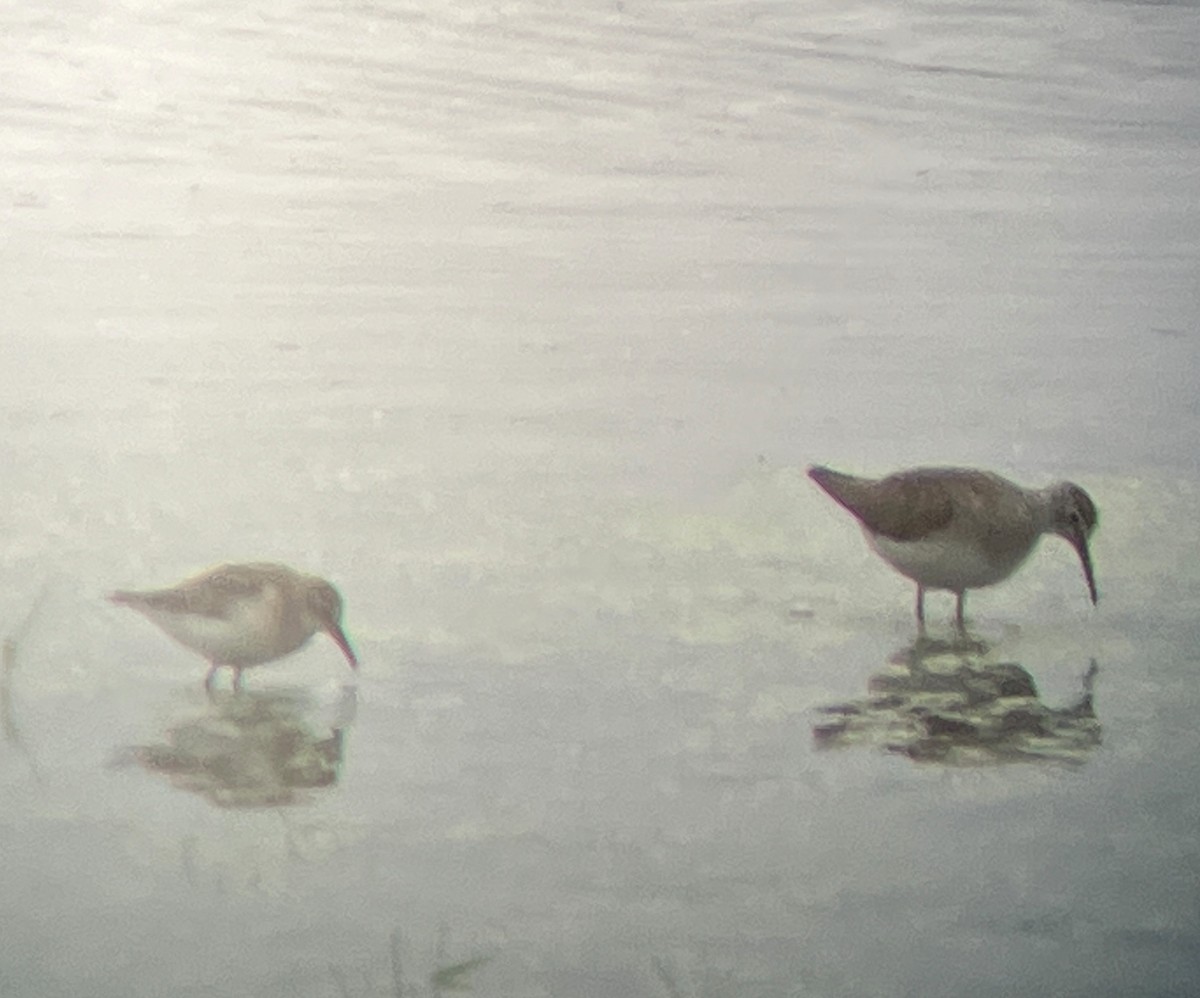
xmin=326 ymin=623 xmax=359 ymax=669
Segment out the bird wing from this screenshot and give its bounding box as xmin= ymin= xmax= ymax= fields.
xmin=808 ymin=466 xmax=956 ymax=541
xmin=113 ymin=565 xmax=273 ymax=619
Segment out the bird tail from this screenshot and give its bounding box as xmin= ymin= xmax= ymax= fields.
xmin=807 ymin=464 xmax=855 ymax=498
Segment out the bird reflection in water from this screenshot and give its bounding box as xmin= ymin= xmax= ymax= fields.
xmin=813 ymin=637 xmax=1100 ymax=765
xmin=118 ymin=685 xmax=357 ymax=807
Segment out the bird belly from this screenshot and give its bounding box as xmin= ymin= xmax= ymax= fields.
xmin=867 ymin=532 xmax=1029 ymax=591
xmin=141 ymin=603 xmax=311 ymax=666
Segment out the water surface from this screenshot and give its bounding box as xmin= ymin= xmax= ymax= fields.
xmin=2 ymin=1 xmax=1199 ymax=996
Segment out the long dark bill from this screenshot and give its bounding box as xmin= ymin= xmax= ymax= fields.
xmin=326 ymin=623 xmax=359 ymax=669
xmin=1069 ymin=528 xmax=1098 ymax=605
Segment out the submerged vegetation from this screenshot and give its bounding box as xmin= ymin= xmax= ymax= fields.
xmin=329 ymin=927 xmax=492 ymax=998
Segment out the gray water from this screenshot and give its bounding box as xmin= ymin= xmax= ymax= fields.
xmin=2 ymin=1 xmax=1200 ymax=995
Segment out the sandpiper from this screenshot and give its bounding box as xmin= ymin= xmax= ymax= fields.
xmin=808 ymin=466 xmax=1098 ymax=629
xmin=110 ymin=562 xmax=358 ymax=689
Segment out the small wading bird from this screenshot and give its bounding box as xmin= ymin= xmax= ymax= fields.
xmin=110 ymin=562 xmax=357 ymax=690
xmin=807 ymin=466 xmax=1098 ymax=630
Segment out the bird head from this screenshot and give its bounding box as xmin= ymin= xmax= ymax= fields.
xmin=1049 ymin=483 xmax=1098 ymax=605
xmin=306 ymin=580 xmax=358 ymax=669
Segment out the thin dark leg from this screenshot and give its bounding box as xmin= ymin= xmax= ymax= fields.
xmin=915 ymin=586 xmax=926 ymax=631
xmin=954 ymin=591 xmax=966 ymax=633
xmin=204 ymin=663 xmax=220 ymax=691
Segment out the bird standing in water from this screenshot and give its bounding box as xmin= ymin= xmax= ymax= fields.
xmin=808 ymin=466 xmax=1098 ymax=630
xmin=110 ymin=562 xmax=358 ymax=690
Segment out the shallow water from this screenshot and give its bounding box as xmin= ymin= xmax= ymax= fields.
xmin=2 ymin=1 xmax=1200 ymax=996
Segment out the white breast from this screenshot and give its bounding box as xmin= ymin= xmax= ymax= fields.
xmin=868 ymin=531 xmax=1037 ymax=592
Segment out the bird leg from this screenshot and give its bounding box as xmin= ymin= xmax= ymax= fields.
xmin=954 ymin=591 xmax=967 ymax=633
xmin=204 ymin=663 xmax=220 ymax=692
xmin=915 ymin=586 xmax=926 ymax=631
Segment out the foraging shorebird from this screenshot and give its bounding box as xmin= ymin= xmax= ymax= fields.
xmin=808 ymin=466 xmax=1098 ymax=629
xmin=110 ymin=563 xmax=357 ymax=689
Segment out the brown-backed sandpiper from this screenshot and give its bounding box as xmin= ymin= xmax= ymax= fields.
xmin=111 ymin=562 xmax=357 ymax=689
xmin=808 ymin=466 xmax=1098 ymax=629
